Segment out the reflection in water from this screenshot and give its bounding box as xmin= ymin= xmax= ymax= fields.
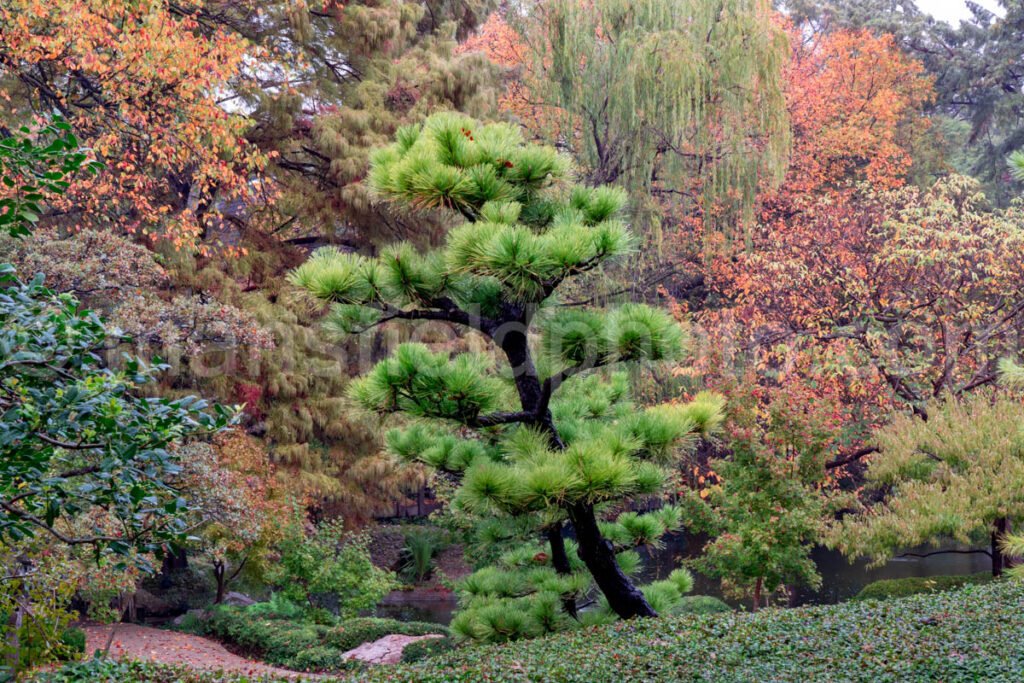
xmin=375 ymin=591 xmax=458 ymax=624
xmin=377 ymin=532 xmax=992 ymax=623
xmin=645 ymin=532 xmax=991 ymax=607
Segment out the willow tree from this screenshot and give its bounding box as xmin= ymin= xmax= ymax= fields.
xmin=290 ymin=113 xmax=724 ymax=620
xmin=515 ymin=0 xmax=791 ymax=239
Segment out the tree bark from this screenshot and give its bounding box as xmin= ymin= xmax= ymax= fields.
xmin=752 ymin=577 xmax=763 ymax=613
xmin=569 ymin=503 xmax=657 ymax=618
xmin=159 ymin=546 xmax=189 ymax=589
xmin=546 ymin=523 xmax=578 ymax=618
xmin=214 ymin=561 xmax=227 ymax=604
xmin=496 ymin=312 xmax=657 ymax=619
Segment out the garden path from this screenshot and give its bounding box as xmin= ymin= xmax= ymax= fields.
xmin=82 ymin=623 xmax=323 ymax=680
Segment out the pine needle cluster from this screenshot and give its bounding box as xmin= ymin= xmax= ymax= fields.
xmin=291 ymin=113 xmax=725 ymax=636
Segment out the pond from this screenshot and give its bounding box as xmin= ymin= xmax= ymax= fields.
xmin=644 ymin=532 xmax=992 ymax=607
xmin=376 ymin=532 xmax=992 ymax=624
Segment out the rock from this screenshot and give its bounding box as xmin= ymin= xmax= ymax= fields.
xmin=222 ymin=592 xmax=256 ymax=607
xmin=171 ymin=609 xmax=211 ymax=627
xmin=342 ymin=634 xmax=445 ymax=665
xmin=132 ymin=588 xmax=174 ymax=618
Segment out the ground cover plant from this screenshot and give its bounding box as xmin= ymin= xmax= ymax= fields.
xmin=36 ymin=580 xmax=1024 ymax=682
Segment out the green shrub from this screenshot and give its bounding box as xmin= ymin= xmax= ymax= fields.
xmin=286 ymin=645 xmax=357 ymax=672
xmin=58 ymin=628 xmax=86 ymax=659
xmin=32 ymin=657 xmax=289 ymax=682
xmin=202 ymin=606 xmax=329 ymax=669
xmin=245 ymin=593 xmax=305 ymax=621
xmin=170 ymin=611 xmax=210 ymax=636
xmin=400 ymin=636 xmax=456 ymax=663
xmin=671 ymin=595 xmax=732 ymax=615
xmin=399 ymin=528 xmax=449 ymax=583
xmin=201 ymin=606 xmax=445 ymax=672
xmin=853 ymin=572 xmax=993 ymax=601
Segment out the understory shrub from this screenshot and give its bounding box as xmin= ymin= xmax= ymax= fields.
xmin=31 ymin=657 xmax=289 ymax=682
xmin=399 ymin=528 xmax=449 ymax=583
xmin=198 ymin=605 xmax=446 ymax=672
xmin=269 ymin=512 xmax=396 ymax=620
xmin=58 ymin=628 xmax=86 ymax=659
xmin=322 ymin=617 xmax=447 ymax=652
xmin=670 ymin=595 xmax=733 ymax=615
xmin=853 ymin=572 xmax=993 ymax=601
xmin=400 ymin=636 xmax=457 ymax=663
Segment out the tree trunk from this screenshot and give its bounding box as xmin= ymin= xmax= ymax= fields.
xmin=569 ymin=503 xmax=657 ymax=618
xmin=992 ymin=517 xmax=1011 ymax=577
xmin=546 ymin=523 xmax=578 ymax=618
xmin=214 ymin=561 xmax=227 ymax=604
xmin=752 ymin=577 xmax=763 ymax=613
xmin=499 ymin=322 xmax=655 ymax=620
xmin=159 ymin=546 xmax=189 ymax=589
xmin=6 ymin=582 xmax=26 ymax=679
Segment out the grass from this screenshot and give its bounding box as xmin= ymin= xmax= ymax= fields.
xmin=36 ymin=580 xmax=1024 ymax=682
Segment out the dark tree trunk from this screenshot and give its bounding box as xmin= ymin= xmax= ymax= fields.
xmin=752 ymin=577 xmax=763 ymax=613
xmin=569 ymin=503 xmax=657 ymax=618
xmin=159 ymin=546 xmax=189 ymax=589
xmin=992 ymin=517 xmax=1011 ymax=577
xmin=497 ymin=314 xmax=656 ymax=620
xmin=214 ymin=561 xmax=227 ymax=604
xmin=546 ymin=523 xmax=578 ymax=618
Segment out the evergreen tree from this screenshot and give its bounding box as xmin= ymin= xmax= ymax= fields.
xmin=231 ymin=0 xmax=503 ymax=245
xmin=290 ymin=113 xmax=724 ymax=624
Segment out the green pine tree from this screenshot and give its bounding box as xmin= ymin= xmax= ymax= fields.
xmin=290 ymin=113 xmax=725 ymax=629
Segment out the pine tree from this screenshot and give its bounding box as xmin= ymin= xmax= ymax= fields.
xmin=290 ymin=113 xmax=724 ymax=624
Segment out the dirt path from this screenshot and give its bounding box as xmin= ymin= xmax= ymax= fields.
xmin=82 ymin=623 xmax=321 ymax=680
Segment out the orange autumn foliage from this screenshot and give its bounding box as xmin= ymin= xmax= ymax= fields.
xmin=692 ymin=26 xmax=937 ymax=469
xmin=456 ymin=12 xmax=552 ymax=136
xmin=0 ymin=0 xmax=270 ymax=252
xmin=764 ymin=26 xmax=934 ymax=219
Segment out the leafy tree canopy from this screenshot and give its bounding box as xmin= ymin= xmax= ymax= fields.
xmin=0 ymin=265 xmax=236 ymax=564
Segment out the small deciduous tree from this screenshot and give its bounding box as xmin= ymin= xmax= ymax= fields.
xmin=178 ymin=434 xmax=286 ymax=604
xmin=289 ymin=113 xmax=724 ymax=625
xmin=269 ymin=509 xmax=396 ymax=619
xmin=683 ymin=386 xmax=841 ymax=611
xmin=827 ymin=391 xmax=1024 ymax=577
